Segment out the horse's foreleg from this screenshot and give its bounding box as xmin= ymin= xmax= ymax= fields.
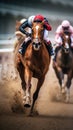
xmin=53 ymin=65 xmax=62 ymax=85
xmin=29 ymin=64 xmax=42 ymax=76
xmin=17 ymin=63 xmax=26 ymax=91
xmin=61 ymin=74 xmax=66 ymax=94
xmin=55 ymin=67 xmax=65 ymax=94
xmin=54 ymin=65 xmax=66 ymax=97
xmin=65 ymin=74 xmax=72 ymax=103
xmin=17 ymin=63 xmax=27 ymax=107
xmin=53 ymin=66 xmax=64 ymax=91
xmin=24 ymin=67 xmax=33 ymax=107
xmin=30 ymin=76 xmax=45 ymax=114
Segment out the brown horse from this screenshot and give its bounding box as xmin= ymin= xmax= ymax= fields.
xmin=53 ymin=32 xmax=73 ymax=102
xmin=14 ymin=21 xmax=51 ymax=114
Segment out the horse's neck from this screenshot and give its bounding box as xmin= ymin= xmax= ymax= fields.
xmin=32 ymin=48 xmax=42 ymax=57
xmin=32 ymin=43 xmax=44 ymax=57
xmin=62 ymin=50 xmax=68 ymax=57
xmin=61 ymin=50 xmax=71 ymax=63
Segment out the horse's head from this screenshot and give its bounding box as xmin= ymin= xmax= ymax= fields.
xmin=61 ymin=32 xmax=71 ymax=53
xmin=31 ymin=21 xmax=44 ymax=51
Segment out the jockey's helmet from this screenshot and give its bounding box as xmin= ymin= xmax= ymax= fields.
xmin=61 ymin=20 xmax=70 ymax=28
xmin=28 ymin=16 xmax=35 ymax=23
xmin=34 ymin=14 xmax=44 ymax=22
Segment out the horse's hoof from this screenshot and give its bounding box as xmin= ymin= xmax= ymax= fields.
xmin=24 ymin=103 xmax=31 ymax=108
xmin=23 ymin=96 xmax=31 ymax=108
xmin=65 ymin=100 xmax=69 ymax=103
xmin=29 ymin=110 xmax=39 ymax=117
xmin=29 ymin=112 xmax=34 ymax=117
xmin=65 ymin=97 xmax=70 ymax=103
xmin=61 ymin=88 xmax=66 ymax=94
xmin=56 ymin=93 xmax=62 ymax=101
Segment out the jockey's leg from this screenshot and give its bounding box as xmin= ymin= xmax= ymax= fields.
xmin=18 ymin=37 xmax=31 ymax=55
xmin=43 ymin=29 xmax=54 ymax=56
xmin=46 ymin=41 xmax=54 ymax=56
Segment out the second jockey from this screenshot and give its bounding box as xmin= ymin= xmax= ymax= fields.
xmin=55 ymin=20 xmax=73 ymax=47
xmin=53 ymin=20 xmax=73 ymax=61
xmin=18 ymin=14 xmax=54 ymax=56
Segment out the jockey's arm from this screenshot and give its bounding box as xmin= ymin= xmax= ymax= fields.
xmin=55 ymin=33 xmax=62 ymax=46
xmin=19 ymin=20 xmax=31 ymax=36
xmin=43 ymin=18 xmax=52 ymax=31
xmin=44 ymin=22 xmax=52 ymax=31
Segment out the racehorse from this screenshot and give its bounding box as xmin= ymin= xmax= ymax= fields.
xmin=14 ymin=21 xmax=51 ymax=114
xmin=53 ymin=32 xmax=73 ymax=103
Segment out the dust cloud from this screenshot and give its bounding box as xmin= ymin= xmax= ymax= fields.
xmin=0 ymin=52 xmax=73 ymax=117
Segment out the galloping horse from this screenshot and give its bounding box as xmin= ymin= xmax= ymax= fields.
xmin=53 ymin=32 xmax=73 ymax=102
xmin=14 ymin=21 xmax=51 ymax=114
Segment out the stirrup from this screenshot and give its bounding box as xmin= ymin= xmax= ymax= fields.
xmin=18 ymin=48 xmax=23 ymax=55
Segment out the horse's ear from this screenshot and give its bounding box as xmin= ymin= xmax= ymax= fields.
xmin=16 ymin=20 xmax=21 ymax=25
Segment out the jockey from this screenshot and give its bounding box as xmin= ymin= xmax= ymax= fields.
xmin=18 ymin=14 xmax=54 ymax=56
xmin=55 ymin=20 xmax=73 ymax=48
xmin=53 ymin=20 xmax=73 ymax=61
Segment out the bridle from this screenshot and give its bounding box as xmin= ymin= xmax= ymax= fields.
xmin=61 ymin=33 xmax=71 ymax=53
xmin=31 ymin=21 xmax=44 ymax=51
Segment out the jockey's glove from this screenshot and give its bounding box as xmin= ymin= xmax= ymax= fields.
xmin=26 ymin=32 xmax=31 ymax=37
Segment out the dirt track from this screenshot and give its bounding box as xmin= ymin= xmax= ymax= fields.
xmin=0 ymin=114 xmax=73 ymax=130
xmin=0 ymin=52 xmax=73 ymax=130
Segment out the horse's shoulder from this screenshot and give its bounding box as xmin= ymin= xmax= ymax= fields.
xmin=25 ymin=43 xmax=32 ymax=56
xmin=57 ymin=50 xmax=62 ymax=58
xmin=55 ymin=47 xmax=62 ymax=61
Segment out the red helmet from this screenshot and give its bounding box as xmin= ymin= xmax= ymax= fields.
xmin=34 ymin=14 xmax=44 ymax=21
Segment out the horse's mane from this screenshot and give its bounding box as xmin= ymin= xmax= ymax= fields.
xmin=14 ymin=19 xmax=29 ymax=49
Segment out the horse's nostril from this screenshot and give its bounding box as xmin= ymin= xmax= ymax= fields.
xmin=33 ymin=42 xmax=35 ymax=45
xmin=38 ymin=42 xmax=41 ymax=46
xmin=65 ymin=48 xmax=69 ymax=53
xmin=35 ymin=44 xmax=38 ymax=48
xmin=67 ymin=49 xmax=68 ymax=51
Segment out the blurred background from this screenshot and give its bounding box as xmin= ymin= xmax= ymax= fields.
xmin=0 ymin=0 xmax=73 ymax=41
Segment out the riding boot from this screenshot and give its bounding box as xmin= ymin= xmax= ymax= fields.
xmin=18 ymin=40 xmax=31 ymax=55
xmin=46 ymin=41 xmax=54 ymax=56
